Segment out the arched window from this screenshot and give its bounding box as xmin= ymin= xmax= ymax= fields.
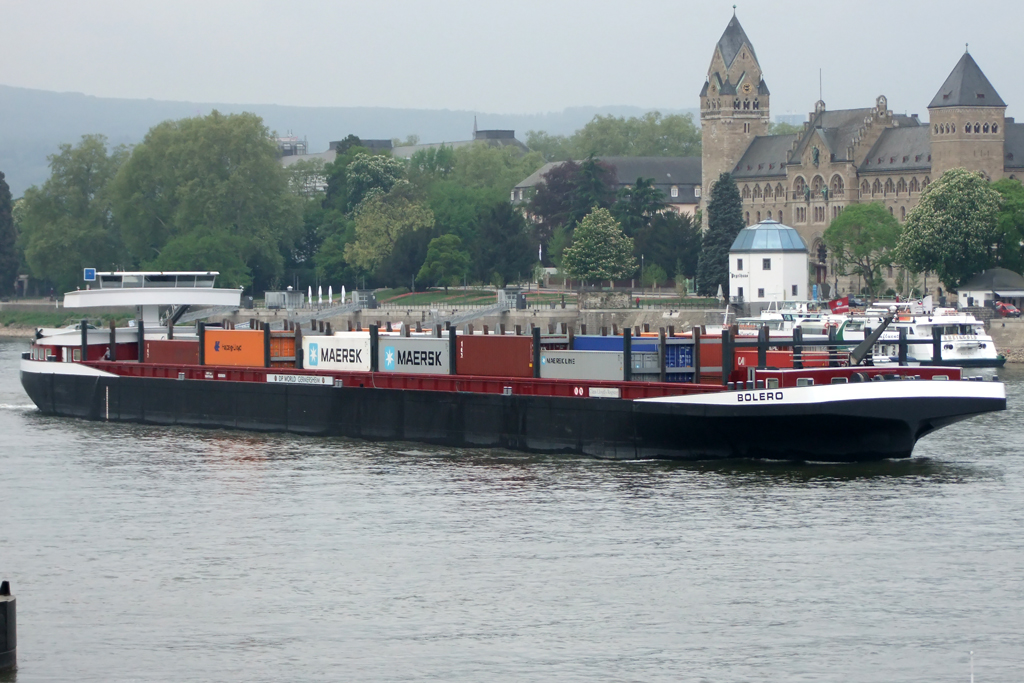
xmin=745 ymin=211 xmax=750 ymax=224
xmin=952 ymin=123 xmax=956 ymax=133
xmin=776 ymin=183 xmax=785 ymax=198
xmin=756 ymin=211 xmax=761 ymax=222
xmin=945 ymin=123 xmax=950 ymax=134
xmin=896 ymin=178 xmax=907 ymax=195
xmin=909 ymin=177 xmax=920 ymax=193
xmin=793 ymin=176 xmax=806 ymax=198
xmin=984 ymin=123 xmax=990 ymax=133
xmin=764 ymin=184 xmax=774 ymax=199
xmin=742 ymin=184 xmax=751 ymax=199
xmin=900 ymin=206 xmax=906 ymax=221
xmin=778 ymin=210 xmax=784 ymax=223
xmin=923 ymin=176 xmax=931 ymax=188
xmin=964 ymin=122 xmax=971 ymax=134
xmin=831 ymin=175 xmax=845 ymax=196
xmin=934 ymin=124 xmax=939 ymax=134
xmin=889 ymin=207 xmax=894 ymax=216
xmin=811 ymin=175 xmax=825 ymax=195
xmin=861 ymin=180 xmax=870 ymax=196
xmin=884 ymin=178 xmax=895 ymax=195
xmin=734 ymin=99 xmax=741 ymax=109
xmin=975 ymin=123 xmax=981 ymax=133
xmin=753 ymin=184 xmax=762 ymax=199
xmin=993 ymin=123 xmax=999 ymax=133
xmin=767 ymin=210 xmax=773 ymax=219
xmin=872 ymin=179 xmax=882 ymax=195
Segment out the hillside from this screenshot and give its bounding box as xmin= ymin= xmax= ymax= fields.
xmin=0 ymin=84 xmax=696 ymax=197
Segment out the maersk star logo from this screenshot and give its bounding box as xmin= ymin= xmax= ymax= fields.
xmin=308 ymin=342 xmax=318 ymax=366
xmin=384 ymin=346 xmax=396 ymax=370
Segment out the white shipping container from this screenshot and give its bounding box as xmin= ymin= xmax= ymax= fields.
xmin=302 ymin=334 xmax=371 ymax=371
xmin=539 ymin=350 xmax=623 ymax=381
xmin=379 ymin=338 xmax=450 ymax=374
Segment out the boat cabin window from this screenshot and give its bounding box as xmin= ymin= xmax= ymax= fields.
xmin=796 ymin=377 xmax=814 ymax=387
xmin=97 ymin=272 xmax=218 ymax=289
xmin=830 ymin=377 xmax=849 ymax=384
xmin=72 ymin=348 xmax=81 ymax=361
xmin=765 ymin=378 xmax=779 ymax=389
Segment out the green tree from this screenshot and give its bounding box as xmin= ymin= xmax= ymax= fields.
xmin=18 ymin=135 xmax=128 ymax=293
xmin=561 ymin=208 xmax=636 ymax=284
xmin=634 ymin=210 xmax=701 ymax=280
xmin=696 ymin=173 xmax=744 ymax=297
xmin=0 ymin=171 xmax=18 ymax=295
xmin=344 ymin=185 xmax=434 ymax=273
xmin=823 ymin=202 xmax=901 ymax=297
xmin=471 ymin=201 xmax=537 ymax=285
xmin=992 ymin=178 xmax=1024 ymax=273
xmin=526 ymin=111 xmax=701 ymax=161
xmin=344 ymin=153 xmax=406 ymax=211
xmin=895 ymin=168 xmax=1001 ymax=292
xmin=407 ymin=145 xmax=457 ymax=189
xmin=286 ymin=157 xmax=328 ymax=199
xmin=110 ymin=111 xmax=301 ymax=291
xmin=612 ymin=176 xmax=667 ymax=237
xmin=528 ymin=157 xmax=615 ymax=245
xmin=450 ymin=143 xmax=544 ymax=192
xmin=417 ymin=234 xmax=471 ymax=291
xmin=642 ymin=262 xmax=667 ymax=289
xmin=768 ymin=121 xmax=802 ymax=135
xmin=150 ymin=231 xmax=253 ymax=289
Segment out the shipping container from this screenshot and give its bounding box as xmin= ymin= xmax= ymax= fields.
xmin=539 ymin=350 xmax=623 ymax=380
xmin=379 ymin=338 xmax=450 ymax=374
xmin=145 ymin=339 xmax=199 ymax=365
xmin=456 ymin=335 xmax=533 ymax=377
xmin=269 ymin=333 xmax=296 ymax=362
xmin=573 ymin=335 xmax=658 ymax=353
xmin=204 ymin=329 xmax=266 ymax=367
xmin=302 ymin=334 xmax=372 ymax=371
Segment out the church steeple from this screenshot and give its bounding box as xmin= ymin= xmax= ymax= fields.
xmin=700 ymin=13 xmax=770 ymax=228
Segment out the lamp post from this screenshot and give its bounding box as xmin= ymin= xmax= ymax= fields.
xmin=641 ymin=254 xmax=644 ymax=296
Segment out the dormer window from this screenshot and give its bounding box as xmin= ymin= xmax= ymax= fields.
xmin=670 ymin=185 xmax=679 ymax=198
xmin=977 ymin=93 xmax=985 ymax=99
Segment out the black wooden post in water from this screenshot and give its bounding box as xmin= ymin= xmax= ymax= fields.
xmin=109 ymin=319 xmax=117 ymax=361
xmin=658 ymin=328 xmax=667 ymax=383
xmin=757 ymin=324 xmax=769 ymax=368
xmin=369 ymin=325 xmax=379 ymax=372
xmin=449 ymin=326 xmax=458 ymax=375
xmin=0 ymin=580 xmax=14 ymax=671
xmin=721 ymin=328 xmax=733 ymax=386
xmin=828 ymin=325 xmax=838 ymax=367
xmin=263 ymin=323 xmax=271 ymax=368
xmin=137 ymin=318 xmax=145 ymax=363
xmin=197 ymin=322 xmax=205 ymax=366
xmin=532 ymin=326 xmax=541 ymax=378
xmin=80 ymin=319 xmax=88 ymax=362
xmin=623 ymin=327 xmax=632 ymax=381
xmin=898 ymin=327 xmax=908 ymax=366
xmin=792 ymin=327 xmax=803 ymax=368
xmin=863 ymin=326 xmax=873 ymax=365
xmin=692 ymin=326 xmax=702 ymax=381
xmin=932 ymin=326 xmax=942 ymax=364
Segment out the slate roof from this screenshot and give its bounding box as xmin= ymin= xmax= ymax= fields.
xmin=929 ymin=52 xmax=1006 ymax=108
xmin=716 ymin=15 xmax=756 ymax=68
xmin=958 ymin=267 xmax=1024 ymax=292
xmin=730 ymin=220 xmax=808 ymax=253
xmin=513 ymin=157 xmax=702 ymax=204
xmin=732 ymin=135 xmax=797 ymax=178
xmin=1004 ymin=122 xmax=1024 ymax=170
xmin=391 ymin=136 xmax=528 ymax=159
xmin=858 ymin=127 xmax=932 ymax=173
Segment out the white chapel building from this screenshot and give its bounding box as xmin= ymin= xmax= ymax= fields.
xmin=729 ymin=219 xmax=809 ymax=306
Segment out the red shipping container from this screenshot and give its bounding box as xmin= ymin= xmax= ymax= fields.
xmin=145 ymin=339 xmax=200 ymax=365
xmin=455 ymin=335 xmax=534 ymax=377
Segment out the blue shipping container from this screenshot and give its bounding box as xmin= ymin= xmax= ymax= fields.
xmin=665 ymin=344 xmax=693 ymax=369
xmin=574 ymin=336 xmax=658 ymax=352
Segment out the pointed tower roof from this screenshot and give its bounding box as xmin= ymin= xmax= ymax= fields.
xmin=929 ymin=52 xmax=1005 ymax=108
xmin=717 ymin=14 xmax=757 ymax=68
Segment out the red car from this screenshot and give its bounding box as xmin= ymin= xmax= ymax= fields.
xmin=995 ymin=301 xmax=1021 ymax=318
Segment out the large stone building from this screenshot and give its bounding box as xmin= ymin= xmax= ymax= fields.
xmin=700 ymin=14 xmax=1024 ymax=295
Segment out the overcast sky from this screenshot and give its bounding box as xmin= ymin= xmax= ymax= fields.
xmin=3 ymin=0 xmax=1021 ymax=121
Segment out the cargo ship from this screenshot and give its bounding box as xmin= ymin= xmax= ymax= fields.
xmin=19 ymin=272 xmax=1006 ymax=463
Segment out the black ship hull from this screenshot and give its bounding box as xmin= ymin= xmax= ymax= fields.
xmin=20 ymin=363 xmax=1005 ymax=463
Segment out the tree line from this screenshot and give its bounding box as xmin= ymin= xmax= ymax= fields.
xmin=0 ymin=109 xmax=706 ymax=296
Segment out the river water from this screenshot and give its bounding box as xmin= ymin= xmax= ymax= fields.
xmin=0 ymin=339 xmax=1021 ymax=682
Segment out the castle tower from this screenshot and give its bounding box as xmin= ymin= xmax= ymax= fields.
xmin=928 ymin=51 xmax=1007 ymax=180
xmin=700 ymin=13 xmax=770 ymax=227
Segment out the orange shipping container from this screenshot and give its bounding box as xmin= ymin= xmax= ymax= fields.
xmin=204 ymin=329 xmax=266 ymax=367
xmin=269 ymin=333 xmax=295 ymax=361
xmin=455 ymin=335 xmax=533 ymax=377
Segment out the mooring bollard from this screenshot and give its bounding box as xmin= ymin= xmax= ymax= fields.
xmin=0 ymin=580 xmax=15 ymax=671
